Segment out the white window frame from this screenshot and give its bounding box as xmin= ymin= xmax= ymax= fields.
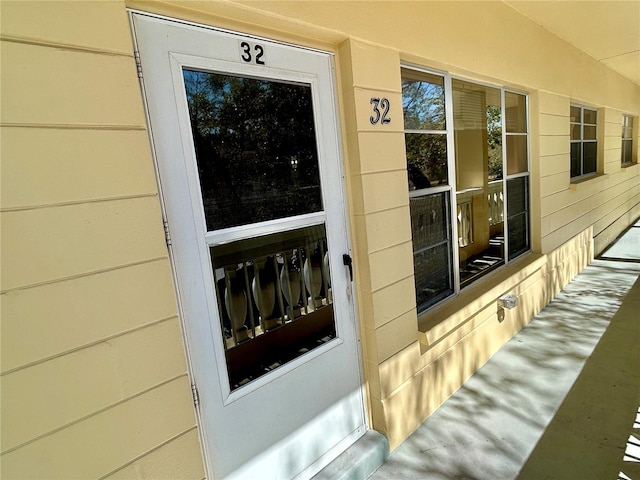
xmin=402 ymin=65 xmax=531 ymax=314
xmin=622 ymin=114 xmax=634 ymax=166
xmin=570 ymin=104 xmax=598 ymax=179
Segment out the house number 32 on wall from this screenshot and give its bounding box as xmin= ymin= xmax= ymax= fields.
xmin=370 ymin=97 xmax=391 ymax=125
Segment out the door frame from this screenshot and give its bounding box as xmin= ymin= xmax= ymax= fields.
xmin=129 ymin=10 xmax=367 ymax=479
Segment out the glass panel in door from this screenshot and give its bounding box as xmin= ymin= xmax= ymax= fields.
xmin=183 ymin=69 xmax=337 ymax=391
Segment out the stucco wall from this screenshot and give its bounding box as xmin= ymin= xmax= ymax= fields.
xmin=1 ymin=0 xmax=639 ymax=477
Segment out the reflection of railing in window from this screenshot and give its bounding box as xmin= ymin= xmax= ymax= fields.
xmin=218 ymin=248 xmax=331 ymax=348
xmin=456 ymin=188 xmax=480 ymax=248
xmin=457 ymin=201 xmax=473 ymax=247
xmin=211 ymin=225 xmax=335 ymax=389
xmin=488 ymin=180 xmax=504 ymax=226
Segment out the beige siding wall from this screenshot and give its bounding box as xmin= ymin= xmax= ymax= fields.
xmin=537 ymin=93 xmax=640 ymax=254
xmin=0 ymin=1 xmax=204 ymax=479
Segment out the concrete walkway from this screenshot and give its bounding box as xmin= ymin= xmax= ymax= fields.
xmin=368 ymin=220 xmax=640 ymax=480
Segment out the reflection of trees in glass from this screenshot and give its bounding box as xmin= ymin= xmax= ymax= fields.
xmin=402 ymin=79 xmax=448 ymax=188
xmin=402 ymin=80 xmax=445 ymax=130
xmin=183 ymin=70 xmax=322 ymax=230
xmin=487 ymin=105 xmax=503 ymax=180
xmin=405 ymin=134 xmax=448 ymax=188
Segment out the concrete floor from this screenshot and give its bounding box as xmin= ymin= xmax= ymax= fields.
xmin=369 ymin=220 xmax=640 ymax=480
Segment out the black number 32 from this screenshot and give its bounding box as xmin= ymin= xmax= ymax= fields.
xmin=370 ymin=97 xmax=391 ymax=125
xmin=240 ymin=41 xmax=265 ymax=65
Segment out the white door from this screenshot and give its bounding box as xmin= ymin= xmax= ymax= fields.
xmin=131 ymin=13 xmax=366 ymax=480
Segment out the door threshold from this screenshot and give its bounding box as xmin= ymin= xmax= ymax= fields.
xmin=312 ymin=430 xmax=389 ymax=480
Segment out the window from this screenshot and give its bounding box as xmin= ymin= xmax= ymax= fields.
xmin=622 ymin=115 xmax=634 ymax=166
xmin=403 ymin=70 xmax=454 ymax=309
xmin=570 ymin=105 xmax=598 ymax=178
xmin=402 ymin=68 xmax=530 ymax=313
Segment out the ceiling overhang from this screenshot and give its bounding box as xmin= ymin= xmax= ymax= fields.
xmin=504 ymin=1 xmax=640 ymax=86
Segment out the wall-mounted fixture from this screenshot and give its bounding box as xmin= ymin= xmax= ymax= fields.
xmin=498 ymin=294 xmax=518 ymax=309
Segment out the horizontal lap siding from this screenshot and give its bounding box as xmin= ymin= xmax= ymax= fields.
xmin=537 ymin=93 xmax=640 ymax=255
xmin=0 ymin=1 xmax=204 ymax=478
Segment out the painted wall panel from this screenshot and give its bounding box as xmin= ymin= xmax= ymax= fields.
xmin=1 ymin=128 xmax=157 ymax=209
xmin=103 ymin=428 xmax=205 ymax=480
xmin=358 ymin=170 xmax=410 ymax=214
xmin=354 ymin=132 xmax=408 ymax=174
xmin=539 ymin=113 xmax=570 ymax=136
xmin=368 ymin=241 xmax=414 ymax=293
xmin=539 ymin=154 xmax=570 ymax=178
xmin=1 ymin=376 xmax=196 ymax=480
xmin=539 ymin=172 xmax=569 ymax=198
xmin=346 ymin=40 xmax=402 ymax=90
xmin=2 ymin=319 xmax=187 ymax=452
xmin=538 ymin=92 xmax=570 ymax=116
xmin=371 ymin=276 xmax=416 ymax=330
xmin=373 ymin=310 xmax=420 ymax=364
xmin=362 ymin=206 xmax=412 ymax=254
xmin=1 ymin=42 xmax=144 ymax=126
xmin=539 ymin=135 xmax=570 ymax=157
xmin=0 ymin=0 xmax=132 ymax=54
xmin=1 ymin=197 xmax=166 ymax=290
xmin=1 ymin=260 xmax=177 ymax=373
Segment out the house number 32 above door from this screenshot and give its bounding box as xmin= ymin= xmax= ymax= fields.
xmin=239 ymin=41 xmax=265 ymax=65
xmin=370 ymin=97 xmax=391 ymax=125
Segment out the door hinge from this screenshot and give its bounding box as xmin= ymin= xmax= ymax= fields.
xmin=191 ymin=382 xmax=200 ymax=408
xmin=134 ymin=51 xmax=143 ymax=79
xmin=163 ymin=220 xmax=172 ymax=246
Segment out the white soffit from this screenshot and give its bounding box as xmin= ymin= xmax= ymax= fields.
xmin=504 ymin=0 xmax=640 ymax=86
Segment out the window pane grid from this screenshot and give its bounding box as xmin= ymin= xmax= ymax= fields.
xmin=570 ymin=104 xmax=598 ymax=178
xmin=403 ymin=68 xmax=530 ymax=314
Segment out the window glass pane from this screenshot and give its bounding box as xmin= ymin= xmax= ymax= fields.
xmin=410 ymin=192 xmax=450 ymax=248
xmin=584 ymin=125 xmax=597 ymax=140
xmin=571 ymin=123 xmax=581 ymax=140
xmin=506 ymin=176 xmax=527 ymax=215
xmin=414 ymin=246 xmax=453 ymax=310
xmin=452 ymin=79 xmax=502 ymax=189
xmin=507 ymin=176 xmax=529 ymax=260
xmin=583 ymin=108 xmax=597 ymax=125
xmin=183 ymin=69 xmax=323 ymax=231
xmin=506 ymin=135 xmax=528 ymax=175
xmin=583 ymin=142 xmax=597 ymax=174
xmin=211 ymin=224 xmax=336 ymax=390
xmin=453 ymin=79 xmax=505 ymax=288
xmin=570 ymin=106 xmax=581 ymax=123
xmin=402 ymin=71 xmax=446 ymax=130
xmin=571 ymin=143 xmax=581 ymax=177
xmin=505 ymin=92 xmax=527 ymax=133
xmin=623 ymin=117 xmax=633 ymax=139
xmin=409 ymin=192 xmax=454 ymax=311
xmin=622 ymin=140 xmax=633 ymax=165
xmin=623 ymin=126 xmax=633 ymax=139
xmin=405 ymin=133 xmax=449 ymax=188
xmin=487 ymin=105 xmax=503 ymax=181
xmin=508 ymin=213 xmax=528 ymax=260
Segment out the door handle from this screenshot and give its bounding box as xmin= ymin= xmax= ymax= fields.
xmin=343 ymin=254 xmax=353 ymax=282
